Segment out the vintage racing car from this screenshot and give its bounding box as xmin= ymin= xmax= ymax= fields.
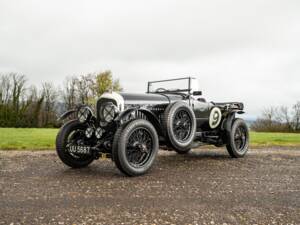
xmin=56 ymin=77 xmax=249 ymax=176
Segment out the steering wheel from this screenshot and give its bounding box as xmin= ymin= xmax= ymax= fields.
xmin=155 ymin=88 xmax=167 ymax=93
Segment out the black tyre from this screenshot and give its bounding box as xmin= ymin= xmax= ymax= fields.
xmin=226 ymin=119 xmax=249 ymax=158
xmin=112 ymin=119 xmax=159 ymax=176
xmin=56 ymin=120 xmax=94 ymax=168
xmin=163 ymin=101 xmax=196 ymax=154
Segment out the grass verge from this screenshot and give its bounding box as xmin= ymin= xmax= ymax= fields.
xmin=250 ymin=132 xmax=300 ymax=147
xmin=0 ymin=128 xmax=299 ymax=150
xmin=0 ymin=128 xmax=58 ymax=150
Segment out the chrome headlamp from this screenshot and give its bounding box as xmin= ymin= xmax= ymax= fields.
xmin=100 ymin=103 xmax=119 ymax=123
xmin=77 ymin=106 xmax=92 ymax=123
xmin=85 ymin=127 xmax=94 ymax=139
xmin=95 ymin=127 xmax=104 ymax=139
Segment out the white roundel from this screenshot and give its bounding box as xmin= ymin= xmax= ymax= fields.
xmin=209 ymin=107 xmax=222 ymax=129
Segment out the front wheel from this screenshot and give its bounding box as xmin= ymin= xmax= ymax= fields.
xmin=112 ymin=119 xmax=159 ymax=176
xmin=226 ymin=119 xmax=249 ymax=158
xmin=56 ymin=120 xmax=94 ymax=168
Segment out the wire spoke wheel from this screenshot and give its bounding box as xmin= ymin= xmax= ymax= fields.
xmin=113 ymin=119 xmax=159 ymax=176
xmin=126 ymin=127 xmax=153 ymax=168
xmin=56 ymin=120 xmax=94 ymax=168
xmin=163 ymin=102 xmax=196 ymax=154
xmin=226 ymin=118 xmax=249 ymax=158
xmin=234 ymin=126 xmax=247 ymax=152
xmin=66 ymin=130 xmax=86 ymax=159
xmin=172 ymin=110 xmax=192 ymax=142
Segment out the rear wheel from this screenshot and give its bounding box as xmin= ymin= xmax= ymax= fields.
xmin=112 ymin=119 xmax=159 ymax=176
xmin=163 ymin=102 xmax=196 ymax=154
xmin=226 ymin=119 xmax=249 ymax=158
xmin=56 ymin=120 xmax=94 ymax=168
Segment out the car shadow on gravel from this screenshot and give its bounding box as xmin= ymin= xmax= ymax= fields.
xmin=163 ymin=149 xmax=235 ymax=161
xmin=52 ymin=149 xmax=237 ymax=178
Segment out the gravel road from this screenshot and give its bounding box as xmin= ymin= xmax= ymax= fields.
xmin=0 ymin=148 xmax=299 ymax=225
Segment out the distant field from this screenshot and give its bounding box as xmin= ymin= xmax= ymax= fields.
xmin=0 ymin=128 xmax=300 ymax=150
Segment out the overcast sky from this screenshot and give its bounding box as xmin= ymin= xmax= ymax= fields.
xmin=0 ymin=0 xmax=299 ymax=118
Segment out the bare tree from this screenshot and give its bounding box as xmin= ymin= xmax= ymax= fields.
xmin=252 ymin=103 xmax=300 ymax=133
xmin=1 ymin=71 xmax=124 ymax=127
xmin=0 ymin=75 xmax=4 ymax=104
xmin=276 ymin=106 xmax=292 ymax=131
xmin=0 ymin=74 xmax=12 ymax=105
xmin=262 ymin=107 xmax=276 ymax=121
xmin=293 ymin=102 xmax=300 ymax=131
xmin=11 ymin=73 xmax=27 ymax=114
xmin=42 ymin=82 xmax=58 ymax=126
xmin=23 ymin=86 xmax=44 ymax=127
xmin=76 ymin=74 xmax=96 ymax=105
xmin=62 ymin=76 xmax=78 ymax=110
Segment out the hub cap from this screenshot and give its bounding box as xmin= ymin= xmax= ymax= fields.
xmin=66 ymin=129 xmax=92 ymax=160
xmin=126 ymin=128 xmax=153 ymax=168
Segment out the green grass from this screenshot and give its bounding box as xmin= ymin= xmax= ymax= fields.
xmin=0 ymin=128 xmax=58 ymax=150
xmin=250 ymin=132 xmax=300 ymax=147
xmin=0 ymin=128 xmax=300 ymax=150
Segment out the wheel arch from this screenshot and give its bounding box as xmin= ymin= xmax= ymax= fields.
xmin=115 ymin=108 xmax=163 ymax=136
xmin=223 ymin=110 xmax=245 ymax=133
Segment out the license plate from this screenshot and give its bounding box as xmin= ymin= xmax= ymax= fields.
xmin=68 ymin=145 xmax=91 ymax=155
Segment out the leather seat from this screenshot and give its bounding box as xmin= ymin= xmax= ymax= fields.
xmin=197 ymin=98 xmax=206 ymax=103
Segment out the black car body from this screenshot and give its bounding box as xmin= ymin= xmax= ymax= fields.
xmin=56 ymin=77 xmax=249 ymax=176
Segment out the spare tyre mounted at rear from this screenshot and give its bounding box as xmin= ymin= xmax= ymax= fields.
xmin=163 ymin=102 xmax=197 ymax=154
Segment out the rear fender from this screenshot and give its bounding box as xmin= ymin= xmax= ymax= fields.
xmin=223 ymin=110 xmax=244 ymax=133
xmin=224 ymin=112 xmax=235 ymax=133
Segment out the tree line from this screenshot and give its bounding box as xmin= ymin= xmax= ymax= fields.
xmin=1 ymin=71 xmax=299 ymax=133
xmin=251 ymin=102 xmax=300 ymax=133
xmin=0 ymin=71 xmax=122 ymax=128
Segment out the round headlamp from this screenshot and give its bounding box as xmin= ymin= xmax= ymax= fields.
xmin=85 ymin=127 xmax=94 ymax=139
xmin=100 ymin=103 xmax=119 ymax=123
xmin=78 ymin=107 xmax=92 ymax=123
xmin=95 ymin=127 xmax=104 ymax=139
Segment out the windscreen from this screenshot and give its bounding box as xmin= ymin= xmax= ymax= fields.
xmin=148 ymin=78 xmax=193 ymax=93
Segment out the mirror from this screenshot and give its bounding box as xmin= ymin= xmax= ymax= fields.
xmin=193 ymin=91 xmax=202 ymax=96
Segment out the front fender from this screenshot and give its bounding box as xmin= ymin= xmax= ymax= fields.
xmin=115 ymin=107 xmax=139 ymax=122
xmin=57 ymin=110 xmax=76 ymax=121
xmin=115 ymin=108 xmax=163 ymax=136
